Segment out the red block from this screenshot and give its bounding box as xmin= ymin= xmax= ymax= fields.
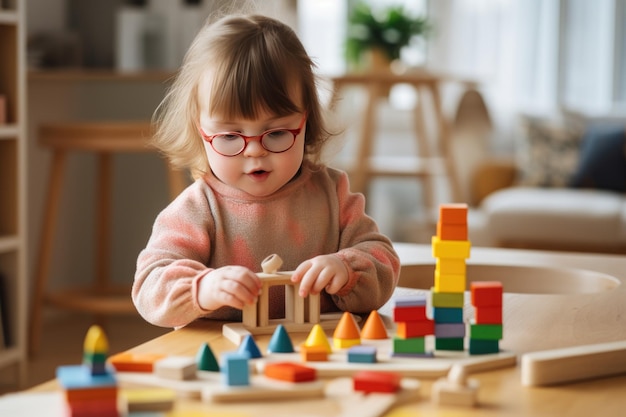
xmin=474 ymin=306 xmax=503 ymax=324
xmin=439 ymin=204 xmax=468 ymax=225
xmin=353 ymin=370 xmax=401 ymax=393
xmin=264 ymin=362 xmax=316 ymax=383
xmin=437 ymin=221 xmax=468 ymax=241
xmin=393 ymin=305 xmax=427 ymax=322
xmin=396 ymin=320 xmax=434 ymax=338
xmin=471 ymin=281 xmax=503 ymax=307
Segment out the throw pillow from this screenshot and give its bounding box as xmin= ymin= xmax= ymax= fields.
xmin=568 ymin=124 xmax=626 ymax=193
xmin=516 ymin=116 xmax=584 ymax=187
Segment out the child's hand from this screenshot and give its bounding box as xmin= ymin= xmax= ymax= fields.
xmin=197 ymin=266 xmax=262 ymax=311
xmin=292 ymin=255 xmax=349 ymax=298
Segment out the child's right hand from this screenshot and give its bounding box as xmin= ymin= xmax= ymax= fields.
xmin=197 ymin=266 xmax=262 ymax=311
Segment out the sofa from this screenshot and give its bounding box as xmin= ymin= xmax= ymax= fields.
xmin=471 ymin=116 xmax=626 ymax=253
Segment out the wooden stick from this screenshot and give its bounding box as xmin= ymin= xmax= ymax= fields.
xmin=521 ymin=340 xmax=626 ymax=386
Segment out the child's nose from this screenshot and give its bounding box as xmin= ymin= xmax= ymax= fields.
xmin=243 ymin=138 xmax=267 ymax=157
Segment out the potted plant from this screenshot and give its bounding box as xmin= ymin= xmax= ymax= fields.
xmin=345 ymin=2 xmax=430 ymax=72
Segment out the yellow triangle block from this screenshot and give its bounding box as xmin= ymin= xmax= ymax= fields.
xmin=334 ymin=337 xmax=361 ymax=349
xmin=360 ymin=310 xmax=388 ymax=340
xmin=304 ymin=324 xmax=332 ymax=353
xmin=333 ymin=312 xmax=361 ymax=340
xmin=83 ymin=325 xmax=109 ymax=354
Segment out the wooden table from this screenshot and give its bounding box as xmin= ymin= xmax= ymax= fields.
xmin=30 ymin=243 xmax=626 ymax=416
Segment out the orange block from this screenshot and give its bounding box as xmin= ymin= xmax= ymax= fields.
xmin=396 ymin=320 xmax=434 ymax=338
xmin=264 ymin=362 xmax=316 ymax=383
xmin=108 ymin=352 xmax=167 ymax=373
xmin=353 ymin=370 xmax=401 ymax=394
xmin=65 ymin=387 xmax=118 ymax=402
xmin=360 ymin=310 xmax=388 ymax=340
xmin=439 ymin=203 xmax=468 ymax=225
xmin=437 ymin=221 xmax=468 ymax=241
xmin=333 ymin=312 xmax=361 ymax=340
xmin=300 ymin=345 xmax=328 ymax=362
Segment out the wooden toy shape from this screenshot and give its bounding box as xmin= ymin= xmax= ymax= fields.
xmin=432 ymin=363 xmax=479 ymax=407
xmin=396 ymin=321 xmax=434 ymax=338
xmin=438 ymin=203 xmax=468 ymax=225
xmin=393 ymin=294 xmax=427 ymax=307
xmin=521 ymin=340 xmax=626 ymax=386
xmin=304 ymin=324 xmax=332 ymax=353
xmin=333 ymin=312 xmax=361 ymax=349
xmin=202 ymin=375 xmax=325 ymax=403
xmin=238 ymin=335 xmax=263 ymax=359
xmin=436 ymin=258 xmax=467 ymax=276
xmin=433 ymin=307 xmax=464 ymax=323
xmin=222 ymin=352 xmax=250 ymax=386
xmin=267 ymin=324 xmax=295 ymax=353
xmin=108 ymin=352 xmax=166 ymax=373
xmin=469 ymin=339 xmax=500 ymax=355
xmin=300 ymin=344 xmax=329 ymax=362
xmin=469 ymin=323 xmax=503 ymax=340
xmin=196 ymin=343 xmax=220 ymax=372
xmin=223 ymin=254 xmax=342 ymax=345
xmin=120 ymin=387 xmax=175 ymax=412
xmin=348 ymin=345 xmax=377 ymax=364
xmin=263 ymin=362 xmax=316 ymax=382
xmin=393 ymin=305 xmax=428 ymax=322
xmin=430 ymin=288 xmax=465 ymax=308
xmin=470 ymin=281 xmax=503 ymax=307
xmin=434 ymin=323 xmax=466 ymax=339
xmin=154 ymin=356 xmax=197 ymax=381
xmin=83 ymin=325 xmax=109 ymax=376
xmin=360 ymin=310 xmax=389 ymax=340
xmin=434 ymin=271 xmax=466 ymax=293
xmin=431 ymin=236 xmax=471 ymax=259
xmin=353 ymin=370 xmax=401 ymax=393
xmin=474 ymin=306 xmax=503 ymax=324
xmin=437 ymin=221 xmax=468 ymax=241
xmin=393 ymin=336 xmax=426 ymax=354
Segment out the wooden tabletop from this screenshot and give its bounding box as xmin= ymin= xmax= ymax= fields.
xmin=29 ymin=243 xmax=626 ymax=416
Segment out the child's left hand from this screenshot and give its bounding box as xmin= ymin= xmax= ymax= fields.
xmin=291 ymin=255 xmax=349 ymax=298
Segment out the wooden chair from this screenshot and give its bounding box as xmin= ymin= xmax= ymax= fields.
xmin=29 ymin=121 xmax=187 ymax=354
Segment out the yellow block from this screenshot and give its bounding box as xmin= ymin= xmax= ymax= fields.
xmin=83 ymin=325 xmax=109 ymax=354
xmin=333 ymin=338 xmax=361 ymax=349
xmin=434 ymin=271 xmax=466 ymax=293
xmin=432 ymin=236 xmax=471 ymax=259
xmin=304 ymin=324 xmax=332 ymax=353
xmin=436 ymin=258 xmax=466 ymax=276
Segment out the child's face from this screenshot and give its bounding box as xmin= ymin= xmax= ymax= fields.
xmin=199 ymin=108 xmax=306 ymax=197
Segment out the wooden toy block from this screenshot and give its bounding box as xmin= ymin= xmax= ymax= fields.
xmin=438 ymin=203 xmax=468 ymax=225
xmin=474 ymin=306 xmax=503 ymax=324
xmin=431 ymin=288 xmax=465 ymax=308
xmin=202 ymin=375 xmax=325 ymax=403
xmin=56 ymin=365 xmax=117 ymax=390
xmin=120 ymin=387 xmax=175 ymax=412
xmin=393 ymin=305 xmax=427 ymax=322
xmin=434 ymin=271 xmax=466 ymax=293
xmin=65 ymin=386 xmax=117 ymax=402
xmin=360 ymin=310 xmax=389 ymax=340
xmin=83 ymin=325 xmax=109 ymax=355
xmin=154 ymin=356 xmax=197 ymax=381
xmin=393 ymin=294 xmax=427 ymax=307
xmin=469 ymin=323 xmax=503 ymax=340
xmin=432 ymin=364 xmax=479 ymax=407
xmin=348 ymin=345 xmax=377 ymax=364
xmin=304 ymin=324 xmax=332 ymax=353
xmin=393 ymin=336 xmax=426 ymax=354
xmin=436 ymin=258 xmax=467 ymax=276
xmin=196 ymin=343 xmax=220 ymax=372
xmin=434 ymin=323 xmax=466 ymax=339
xmin=470 ymin=281 xmax=503 ymax=307
xmin=222 ymin=352 xmax=250 ymax=386
xmin=432 ymin=236 xmax=471 ymax=259
xmin=353 ymin=370 xmax=401 ymax=393
xmin=238 ymin=334 xmax=263 ymax=358
xmin=300 ymin=344 xmax=329 ymax=362
xmin=435 ymin=337 xmax=464 ymax=351
xmin=263 ymin=362 xmax=316 ymax=382
xmin=333 ymin=312 xmax=361 ymax=347
xmin=469 ymin=339 xmax=500 ymax=355
xmin=437 ymin=221 xmax=468 ymax=241
xmin=433 ymin=307 xmax=463 ymax=323
xmin=66 ymin=397 xmax=120 ymax=417
xmin=396 ymin=320 xmax=434 ymax=338
xmin=521 ymin=340 xmax=626 ymax=386
xmin=108 ymin=352 xmax=166 ymax=373
xmin=267 ymin=324 xmax=295 ymax=353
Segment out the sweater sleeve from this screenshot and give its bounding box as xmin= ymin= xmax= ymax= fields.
xmin=331 ymin=171 xmax=401 ymax=313
xmin=132 ymin=183 xmax=214 ymax=328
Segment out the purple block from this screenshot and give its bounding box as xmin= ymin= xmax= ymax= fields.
xmin=393 ymin=294 xmax=427 ymax=307
xmin=434 ymin=323 xmax=466 ymax=338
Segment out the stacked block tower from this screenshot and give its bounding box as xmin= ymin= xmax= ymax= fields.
xmin=392 ymin=294 xmax=434 ymax=357
xmin=431 ymin=203 xmax=471 ymax=351
xmin=469 ymin=282 xmax=503 ymax=354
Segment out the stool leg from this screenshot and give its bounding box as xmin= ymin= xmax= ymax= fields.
xmin=94 ymin=153 xmax=112 ymax=328
xmin=352 ymin=82 xmax=382 ymax=196
xmin=29 ymin=150 xmax=67 ymax=355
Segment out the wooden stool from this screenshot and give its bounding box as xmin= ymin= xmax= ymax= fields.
xmin=29 ymin=121 xmax=187 ymax=354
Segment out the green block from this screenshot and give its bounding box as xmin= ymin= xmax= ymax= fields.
xmin=469 ymin=339 xmax=500 ymax=355
xmin=431 ymin=288 xmax=465 ymax=308
xmin=435 ymin=337 xmax=464 ymax=351
xmin=470 ymin=323 xmax=503 ymax=340
xmin=83 ymin=352 xmax=107 ymax=364
xmin=393 ymin=336 xmax=426 ymax=354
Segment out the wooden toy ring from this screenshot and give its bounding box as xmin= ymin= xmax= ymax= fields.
xmin=261 ymin=254 xmax=283 ymax=274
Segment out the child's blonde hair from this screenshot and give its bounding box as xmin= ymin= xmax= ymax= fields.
xmin=152 ymin=14 xmax=331 ymax=179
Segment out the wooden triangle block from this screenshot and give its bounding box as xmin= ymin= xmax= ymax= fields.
xmin=268 ymin=325 xmax=294 ymax=353
xmin=360 ymin=310 xmax=388 ymax=340
xmin=196 ymin=343 xmax=220 ymax=372
xmin=238 ymin=335 xmax=263 ymax=359
xmin=304 ymin=324 xmax=332 ymax=353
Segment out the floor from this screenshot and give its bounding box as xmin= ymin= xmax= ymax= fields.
xmin=0 ymin=314 xmax=168 ymax=395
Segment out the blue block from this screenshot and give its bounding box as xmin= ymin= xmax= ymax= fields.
xmin=433 ymin=307 xmax=464 ymax=323
xmin=56 ymin=365 xmax=117 ymax=390
xmin=238 ymin=335 xmax=263 ymax=359
xmin=393 ymin=295 xmax=427 ymax=307
xmin=222 ymin=352 xmax=249 ymax=386
xmin=348 ymin=345 xmax=377 ymax=363
xmin=434 ymin=323 xmax=466 ymax=338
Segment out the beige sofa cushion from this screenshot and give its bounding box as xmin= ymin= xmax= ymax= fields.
xmin=482 ymin=187 xmax=626 ymax=247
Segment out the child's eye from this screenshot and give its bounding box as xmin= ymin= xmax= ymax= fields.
xmin=265 ymin=129 xmax=290 ymax=140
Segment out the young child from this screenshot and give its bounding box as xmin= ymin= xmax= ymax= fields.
xmin=133 ymin=14 xmax=400 ymax=328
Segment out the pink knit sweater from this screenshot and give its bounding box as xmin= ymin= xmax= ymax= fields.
xmin=133 ymin=162 xmax=400 ymax=328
